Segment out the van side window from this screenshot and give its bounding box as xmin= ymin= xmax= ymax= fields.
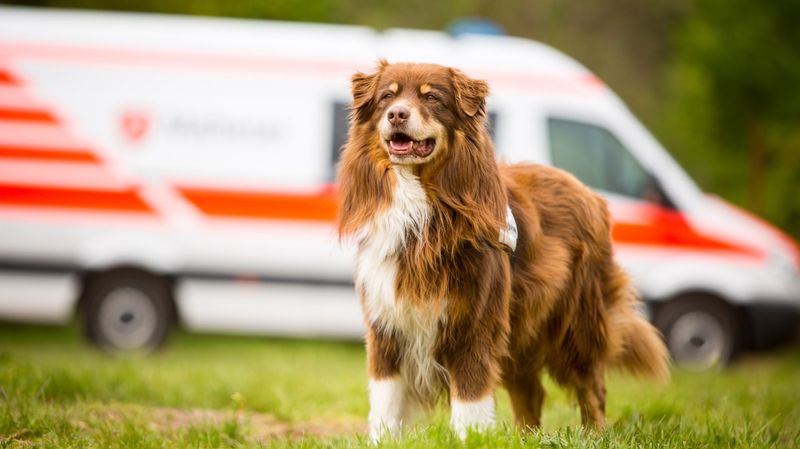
xmin=547 ymin=117 xmax=673 ymax=207
xmin=330 ymin=101 xmax=350 ymax=181
xmin=329 ymin=101 xmax=500 ymax=179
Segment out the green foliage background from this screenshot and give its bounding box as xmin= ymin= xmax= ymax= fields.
xmin=5 ymin=0 xmax=799 ymax=238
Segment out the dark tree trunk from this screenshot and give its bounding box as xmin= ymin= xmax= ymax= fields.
xmin=746 ymin=116 xmax=766 ymax=213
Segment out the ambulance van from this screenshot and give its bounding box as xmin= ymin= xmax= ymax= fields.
xmin=0 ymin=6 xmax=798 ymax=367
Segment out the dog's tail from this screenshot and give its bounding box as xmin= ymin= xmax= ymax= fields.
xmin=606 ymin=265 xmax=670 ymax=381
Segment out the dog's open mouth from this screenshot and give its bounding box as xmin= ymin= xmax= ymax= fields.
xmin=388 ymin=133 xmax=436 ymax=158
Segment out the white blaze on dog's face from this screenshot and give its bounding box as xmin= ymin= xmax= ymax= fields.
xmin=377 ymin=80 xmax=446 ymax=165
xmin=350 ymin=61 xmax=489 ymax=166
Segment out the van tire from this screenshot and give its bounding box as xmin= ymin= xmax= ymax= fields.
xmin=653 ymin=295 xmax=741 ymax=369
xmin=81 ymin=271 xmax=173 ymax=351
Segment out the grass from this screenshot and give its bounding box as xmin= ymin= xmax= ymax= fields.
xmin=1 ymin=323 xmax=799 ymax=448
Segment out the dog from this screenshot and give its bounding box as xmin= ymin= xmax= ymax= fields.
xmin=337 ymin=60 xmax=669 ymax=441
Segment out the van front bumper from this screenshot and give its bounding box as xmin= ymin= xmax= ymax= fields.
xmin=743 ymin=302 xmax=800 ymax=349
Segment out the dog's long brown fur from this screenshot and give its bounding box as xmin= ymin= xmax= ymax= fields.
xmin=338 ymin=60 xmax=669 ymax=433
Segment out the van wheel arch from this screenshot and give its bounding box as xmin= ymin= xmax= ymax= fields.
xmin=652 ymin=292 xmax=746 ymax=369
xmin=77 ymin=266 xmax=178 ymax=350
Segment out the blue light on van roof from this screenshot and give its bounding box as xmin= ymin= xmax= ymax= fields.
xmin=448 ymin=18 xmax=505 ymax=37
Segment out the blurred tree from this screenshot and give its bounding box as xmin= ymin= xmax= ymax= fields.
xmin=663 ymin=0 xmax=800 ymax=236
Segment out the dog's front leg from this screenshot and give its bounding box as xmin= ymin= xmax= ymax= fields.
xmin=366 ymin=325 xmax=406 ymax=442
xmin=446 ymin=348 xmax=498 ymax=439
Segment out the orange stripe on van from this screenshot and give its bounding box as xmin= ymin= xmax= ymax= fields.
xmin=0 ymin=41 xmax=357 ymax=78
xmin=178 ymin=183 xmax=763 ymax=258
xmin=611 ymin=206 xmax=765 ymax=259
xmin=0 ymin=183 xmax=153 ymax=213
xmin=178 ymin=186 xmax=337 ymax=222
xmin=611 ymin=222 xmax=760 ymax=256
xmin=0 ymin=69 xmax=20 ymax=85
xmin=0 ymin=107 xmax=58 ymax=123
xmin=0 ymin=145 xmax=99 ymax=163
xmin=0 ymin=41 xmax=605 ymax=94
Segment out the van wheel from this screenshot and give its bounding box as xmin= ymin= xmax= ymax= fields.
xmin=82 ymin=271 xmax=173 ymax=351
xmin=653 ymin=295 xmax=741 ymax=369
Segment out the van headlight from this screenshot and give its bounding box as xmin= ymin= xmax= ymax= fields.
xmin=769 ymin=247 xmax=798 ymax=277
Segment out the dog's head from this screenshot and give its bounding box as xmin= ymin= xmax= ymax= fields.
xmin=350 ymin=60 xmax=489 ymax=165
xmin=339 ymin=61 xmax=505 ymax=245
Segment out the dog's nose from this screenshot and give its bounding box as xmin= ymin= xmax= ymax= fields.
xmin=387 ymin=105 xmax=409 ymax=126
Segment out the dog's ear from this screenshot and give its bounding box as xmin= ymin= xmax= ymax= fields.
xmin=351 ymin=59 xmax=388 ymax=123
xmin=450 ymin=68 xmax=489 ymax=118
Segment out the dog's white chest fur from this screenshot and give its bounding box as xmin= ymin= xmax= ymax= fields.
xmin=355 ymin=167 xmax=446 ymax=399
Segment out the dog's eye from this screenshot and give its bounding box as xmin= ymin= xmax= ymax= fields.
xmin=382 ymin=92 xmax=394 ymax=101
xmin=426 ymin=94 xmax=437 ymax=102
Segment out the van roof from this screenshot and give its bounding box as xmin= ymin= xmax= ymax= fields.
xmin=380 ymin=29 xmax=591 ymax=77
xmin=0 ymin=6 xmax=595 ymax=82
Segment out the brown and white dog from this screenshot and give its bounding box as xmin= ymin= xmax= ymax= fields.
xmin=337 ymin=60 xmax=669 ymax=441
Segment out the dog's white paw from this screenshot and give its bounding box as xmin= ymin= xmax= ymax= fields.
xmin=368 ymin=418 xmax=402 ymax=444
xmin=368 ymin=378 xmax=406 ymax=443
xmin=450 ymin=395 xmax=496 ymax=440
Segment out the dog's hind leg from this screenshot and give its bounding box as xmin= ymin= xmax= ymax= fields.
xmin=505 ymin=371 xmax=545 ymax=430
xmin=574 ymin=367 xmax=607 ymax=429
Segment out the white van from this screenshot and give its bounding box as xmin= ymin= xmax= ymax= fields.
xmin=0 ymin=6 xmax=797 ymax=366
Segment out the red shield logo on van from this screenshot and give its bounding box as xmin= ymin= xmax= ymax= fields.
xmin=120 ymin=110 xmax=150 ymax=143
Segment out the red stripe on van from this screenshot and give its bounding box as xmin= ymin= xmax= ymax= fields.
xmin=611 ymin=205 xmax=764 ymax=259
xmin=0 ymin=183 xmax=153 ymax=213
xmin=179 ymin=184 xmax=763 ymax=258
xmin=0 ymin=41 xmax=357 ymax=77
xmin=0 ymin=145 xmax=99 ymax=163
xmin=178 ymin=186 xmax=337 ymax=222
xmin=0 ymin=41 xmax=604 ymax=94
xmin=0 ymin=69 xmax=20 ymax=85
xmin=0 ymin=107 xmax=57 ymax=123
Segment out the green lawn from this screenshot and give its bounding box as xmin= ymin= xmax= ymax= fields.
xmin=1 ymin=323 xmax=799 ymax=448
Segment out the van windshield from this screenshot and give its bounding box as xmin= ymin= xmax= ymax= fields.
xmin=547 ymin=117 xmax=673 ymax=208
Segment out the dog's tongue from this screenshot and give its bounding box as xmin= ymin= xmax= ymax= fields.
xmin=390 ymin=134 xmax=434 ymax=157
xmin=389 ymin=139 xmax=413 ymax=153
xmin=389 ymin=133 xmax=414 ymax=154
